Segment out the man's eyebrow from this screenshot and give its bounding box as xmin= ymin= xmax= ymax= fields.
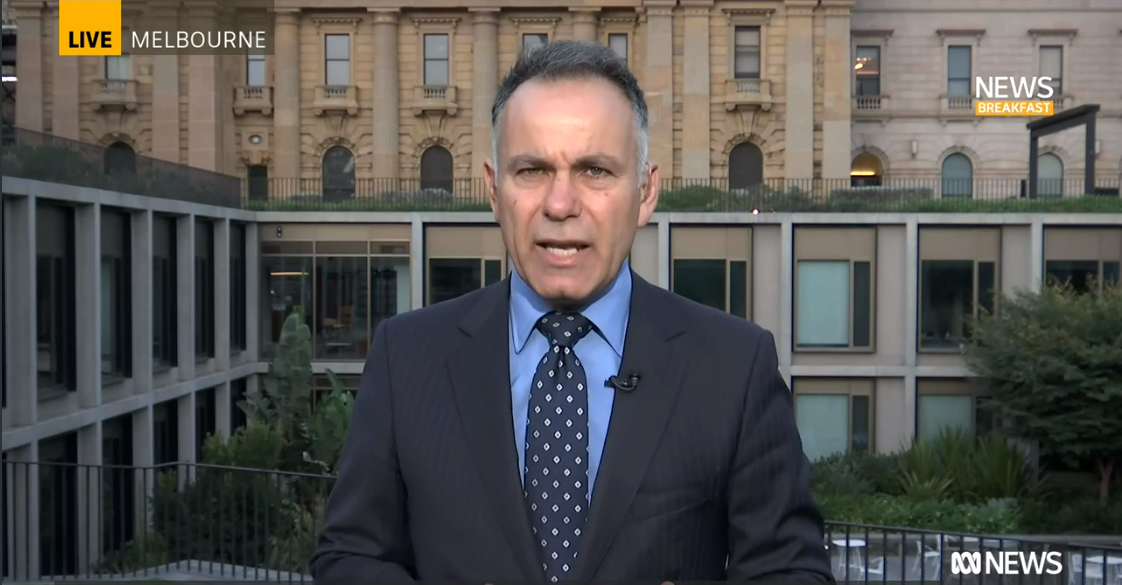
xmin=572 ymin=154 xmax=624 ymax=169
xmin=507 ymin=154 xmax=552 ymax=168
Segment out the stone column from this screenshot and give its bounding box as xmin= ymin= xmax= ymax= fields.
xmin=75 ymin=203 xmax=102 ymax=409
xmin=821 ymin=0 xmax=853 ymax=180
xmin=12 ymin=1 xmax=44 ymax=131
xmin=213 ymin=219 xmax=230 ymax=370
xmin=176 ymin=216 xmax=196 ymax=381
xmin=46 ymin=2 xmax=80 ymax=139
xmin=783 ymin=0 xmax=815 ymax=179
xmin=371 ymin=9 xmax=401 ymax=180
xmin=272 ymin=9 xmax=301 ymax=178
xmin=570 ymin=8 xmax=599 ymax=42
xmin=681 ymin=1 xmax=712 ymax=179
xmin=643 ymin=1 xmax=675 ymax=178
xmin=151 ymin=1 xmax=182 ymax=162
xmin=470 ymin=9 xmax=499 ymax=177
xmin=186 ymin=0 xmax=223 ymax=172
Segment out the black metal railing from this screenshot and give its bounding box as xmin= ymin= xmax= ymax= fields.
xmin=1 ymin=127 xmax=242 ymax=208
xmin=245 ymin=176 xmax=1122 ymax=213
xmin=3 ymin=460 xmax=1120 ymax=583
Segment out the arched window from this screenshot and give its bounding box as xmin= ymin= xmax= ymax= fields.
xmin=1038 ymin=153 xmax=1063 ymax=197
xmin=728 ymin=142 xmax=763 ymax=190
xmin=940 ymin=153 xmax=973 ymax=198
xmin=104 ymin=142 xmax=136 ymax=176
xmin=420 ymin=146 xmax=454 ymax=193
xmin=321 ymin=146 xmax=355 ymax=201
xmin=850 ymin=152 xmax=884 ymax=187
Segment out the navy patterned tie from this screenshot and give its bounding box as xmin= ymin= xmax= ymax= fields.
xmin=523 ymin=311 xmax=594 ymax=583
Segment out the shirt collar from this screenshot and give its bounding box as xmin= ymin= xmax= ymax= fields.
xmin=510 ymin=260 xmax=632 ymax=358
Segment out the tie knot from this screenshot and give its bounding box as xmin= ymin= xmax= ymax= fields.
xmin=535 ymin=312 xmax=594 ymax=348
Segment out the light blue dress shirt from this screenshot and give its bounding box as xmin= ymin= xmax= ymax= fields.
xmin=508 ymin=262 xmax=632 ymax=500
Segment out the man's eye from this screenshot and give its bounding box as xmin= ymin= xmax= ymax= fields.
xmin=518 ymin=168 xmax=544 ymax=176
xmin=586 ymin=167 xmax=607 ymax=177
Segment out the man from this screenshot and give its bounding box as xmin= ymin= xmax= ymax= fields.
xmin=312 ymin=40 xmax=832 ymax=583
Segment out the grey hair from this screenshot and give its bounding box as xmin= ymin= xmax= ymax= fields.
xmin=490 ymin=40 xmax=649 ymax=186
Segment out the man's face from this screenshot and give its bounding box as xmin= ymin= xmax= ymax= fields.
xmin=485 ymin=77 xmax=659 ymax=306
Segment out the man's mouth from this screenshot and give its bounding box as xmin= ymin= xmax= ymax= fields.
xmin=537 ymin=242 xmax=589 ymax=257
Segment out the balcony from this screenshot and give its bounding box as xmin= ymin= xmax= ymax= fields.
xmin=852 ymin=95 xmax=891 ymax=120
xmin=92 ymin=79 xmax=138 ymax=112
xmin=723 ymin=78 xmax=773 ymax=112
xmin=233 ymin=85 xmax=273 ymax=116
xmin=411 ymin=85 xmax=459 ymax=117
xmin=938 ymin=94 xmax=975 ymax=122
xmin=313 ymin=84 xmax=359 ymax=117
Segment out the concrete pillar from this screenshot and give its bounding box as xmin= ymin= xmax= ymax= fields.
xmin=4 ymin=443 xmax=41 ymax=580
xmin=371 ymin=9 xmax=401 ymax=179
xmin=177 ymin=392 xmax=198 ymax=485
xmin=131 ymin=406 xmax=155 ymax=531
xmin=681 ymin=1 xmax=712 ymax=179
xmin=243 ymin=375 xmax=261 ymax=428
xmin=131 ymin=211 xmax=154 ymax=395
xmin=1030 ymin=220 xmax=1044 ymax=290
xmin=778 ymin=219 xmax=794 ymax=368
xmin=656 ymin=217 xmax=670 ymax=289
xmin=75 ymin=204 xmax=102 ymax=409
xmin=12 ymin=2 xmax=44 ymax=131
xmin=76 ymin=422 xmax=104 ymax=571
xmin=215 ymin=381 xmax=233 ymax=440
xmin=470 ymin=9 xmax=499 ymax=178
xmin=783 ymin=1 xmax=815 ymax=179
xmin=186 ymin=1 xmax=224 ymax=172
xmin=48 ymin=3 xmax=80 ymax=139
xmin=643 ymin=1 xmax=675 ymax=177
xmin=410 ymin=218 xmax=424 ymax=310
xmin=151 ymin=1 xmax=182 ymax=163
xmin=3 ymin=196 xmax=37 ymax=426
xmin=820 ymin=0 xmax=853 ymax=180
xmin=903 ymin=219 xmax=919 ymax=445
xmin=244 ymin=222 xmax=261 ymax=361
xmin=570 ymin=8 xmax=599 ymax=41
xmin=214 ymin=219 xmax=231 ymax=370
xmin=273 ymin=9 xmax=301 ymax=179
xmin=176 ymin=216 xmax=196 ymax=380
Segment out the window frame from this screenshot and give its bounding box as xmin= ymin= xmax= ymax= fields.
xmin=323 ymin=33 xmax=353 ymax=87
xmin=521 ymin=32 xmax=550 ymax=54
xmin=425 ymin=257 xmax=506 ymax=306
xmin=194 ymin=219 xmax=216 ymax=360
xmin=731 ymin=25 xmax=762 ymax=80
xmin=152 ymin=214 xmax=178 ymax=370
xmin=99 ymin=208 xmax=133 ymax=381
xmin=230 ymin=222 xmax=248 ymax=352
xmin=669 ymin=227 xmax=753 ymax=320
xmin=792 ymin=378 xmax=875 ymax=460
xmin=853 ymin=45 xmax=881 ymax=97
xmin=793 ymin=227 xmax=876 ymax=352
xmin=722 ymin=9 xmax=772 ymax=82
xmin=793 ymin=259 xmax=875 ymax=351
xmin=945 ymin=44 xmax=972 ymax=98
xmin=246 ymin=53 xmax=267 ymax=87
xmin=35 ymin=202 xmax=78 ymax=396
xmin=916 ymin=379 xmax=994 ymax=441
xmin=940 ymin=152 xmax=974 ymax=198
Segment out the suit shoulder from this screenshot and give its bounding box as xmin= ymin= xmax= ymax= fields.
xmin=651 ymin=284 xmax=773 ymax=346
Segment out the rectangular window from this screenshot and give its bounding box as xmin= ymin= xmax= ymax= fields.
xmin=733 ymin=26 xmax=761 ymax=79
xmin=100 ymin=414 xmax=135 ymax=553
xmin=100 ymin=208 xmax=132 ymax=379
xmin=854 ymin=45 xmax=880 ymax=96
xmin=315 ymin=254 xmax=370 ymax=360
xmin=671 ymin=259 xmax=749 ymax=318
xmin=1039 ymin=45 xmax=1062 ymax=96
xmin=1046 ymin=260 xmax=1119 ymax=294
xmin=195 ymin=387 xmax=216 ymax=461
xmin=371 ymin=256 xmax=411 ymax=333
xmin=917 ymin=380 xmax=993 ymax=441
xmin=231 ymin=377 xmax=248 ymax=431
xmin=246 ymin=165 xmax=268 ymax=201
xmin=231 ymin=223 xmax=247 ymax=351
xmin=522 ymin=33 xmax=548 ymax=54
xmin=793 ymin=228 xmax=875 ymax=350
xmin=793 ymin=379 xmax=873 ymax=461
xmin=324 ymin=34 xmax=351 ymax=86
xmin=423 ymin=33 xmax=450 ymax=86
xmin=246 ymin=54 xmax=266 ymax=86
xmin=919 ymin=260 xmax=996 ymax=350
xmin=152 ymin=215 xmax=177 ymax=369
xmin=261 ymin=247 xmax=314 ymax=356
xmin=195 ymin=219 xmax=215 ymax=358
xmin=608 ymin=33 xmax=628 ymax=61
xmin=946 ymin=45 xmax=971 ymax=97
xmin=152 ymin=399 xmax=179 ymax=465
xmin=428 ymin=258 xmax=506 ymax=305
xmin=35 ymin=202 xmax=77 ymax=394
xmin=105 ymin=56 xmax=130 ymax=80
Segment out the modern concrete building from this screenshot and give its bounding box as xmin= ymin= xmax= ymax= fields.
xmin=5 ymin=0 xmax=1121 ymax=188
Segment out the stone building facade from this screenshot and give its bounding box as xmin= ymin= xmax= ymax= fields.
xmin=9 ymin=0 xmax=1122 ymax=188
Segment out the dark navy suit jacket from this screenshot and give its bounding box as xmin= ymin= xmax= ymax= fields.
xmin=311 ymin=272 xmax=833 ymax=583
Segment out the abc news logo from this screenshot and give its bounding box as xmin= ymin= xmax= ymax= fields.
xmin=951 ymin=551 xmax=1064 ymax=576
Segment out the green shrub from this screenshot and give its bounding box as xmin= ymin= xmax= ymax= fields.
xmin=819 ymin=494 xmax=1020 ymax=534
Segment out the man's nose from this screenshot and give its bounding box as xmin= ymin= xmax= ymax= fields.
xmin=542 ymin=175 xmax=581 ymax=219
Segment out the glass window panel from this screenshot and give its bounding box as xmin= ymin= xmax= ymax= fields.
xmin=852 ymin=261 xmax=872 ymax=348
xmin=734 ymin=27 xmax=759 ymax=46
xmin=729 ymin=260 xmax=748 ymax=319
xmin=36 ymin=203 xmax=76 ymax=392
xmin=920 ymin=260 xmax=975 ymax=349
xmin=947 ymin=46 xmax=971 ymax=79
xmin=855 ymin=76 xmax=880 ymax=96
xmin=672 ymin=259 xmax=727 ymax=313
xmin=796 ymin=261 xmax=850 ymax=347
xmin=734 ymin=46 xmax=760 ymax=78
xmin=608 ymin=34 xmax=628 ymax=60
xmin=424 ymin=34 xmax=449 ymax=59
xmin=371 ymin=257 xmax=411 ymax=333
xmin=325 ymin=34 xmax=350 ymax=60
xmin=429 ymin=258 xmax=483 ymax=305
xmin=918 ymin=394 xmax=973 ymax=442
xmin=941 ymin=153 xmax=973 ymax=197
xmin=977 ymin=261 xmax=996 ymax=317
xmin=851 ymin=395 xmax=870 ymax=453
xmin=246 ymin=56 xmax=266 ymax=86
xmin=1103 ymin=262 xmax=1120 ymax=287
xmin=100 ymin=258 xmax=115 ymax=373
xmin=424 ymin=60 xmax=449 ymax=86
xmin=1038 ymin=153 xmax=1063 ymax=197
xmin=261 ymin=256 xmax=314 ymax=356
xmin=152 ymin=216 xmax=176 ymax=368
xmin=484 ymin=260 xmax=503 ymax=286
xmin=1039 ymin=46 xmax=1062 ymax=78
xmin=326 ymin=60 xmax=350 ymax=86
xmin=105 ymin=56 xmax=130 ymax=80
xmin=1045 ymin=260 xmax=1100 ymax=294
xmin=315 ymin=256 xmax=369 ymax=360
xmin=523 ymin=34 xmax=547 ymax=53
xmin=855 ymin=46 xmax=879 ymax=75
xmin=795 ymin=394 xmax=849 ymax=462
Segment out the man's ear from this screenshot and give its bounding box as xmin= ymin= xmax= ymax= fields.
xmin=637 ymin=162 xmax=659 ymax=227
xmin=484 ymin=158 xmax=500 ymax=223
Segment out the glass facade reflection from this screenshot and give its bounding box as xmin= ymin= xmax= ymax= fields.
xmin=260 ymin=241 xmax=411 ymax=359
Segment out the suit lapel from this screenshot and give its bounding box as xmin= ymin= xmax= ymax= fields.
xmin=571 ymin=274 xmax=688 ymax=581
xmin=447 ymin=282 xmax=543 ymax=581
